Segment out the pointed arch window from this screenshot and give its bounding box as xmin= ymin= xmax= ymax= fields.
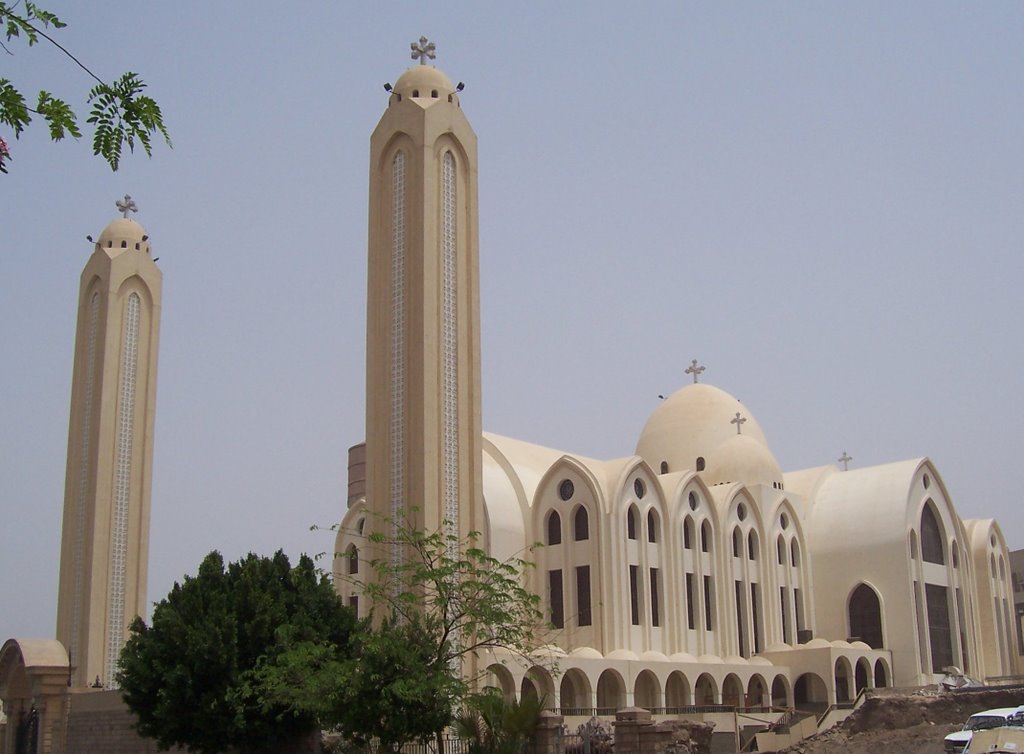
xmin=546 ymin=511 xmax=562 ymax=546
xmin=732 ymin=527 xmax=742 ymax=558
xmin=849 ymin=583 xmax=884 ymax=649
xmin=627 ymin=506 xmax=638 ymax=540
xmin=748 ymin=531 xmax=759 ymax=561
xmin=573 ymin=506 xmax=589 ymax=541
xmin=348 ymin=545 xmax=359 ymax=575
xmin=921 ymin=504 xmax=945 ymax=564
xmin=647 ymin=510 xmax=659 ymax=543
xmin=701 ymin=521 xmax=711 ymax=553
xmin=777 ymin=535 xmax=786 ymax=565
xmin=790 ymin=539 xmax=800 ymax=567
xmin=683 ymin=517 xmax=694 ymax=549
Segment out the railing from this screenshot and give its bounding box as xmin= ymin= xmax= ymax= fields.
xmin=557 ymin=704 xmax=741 ymax=717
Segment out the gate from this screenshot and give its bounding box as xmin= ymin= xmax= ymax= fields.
xmin=15 ymin=705 xmax=39 ymax=754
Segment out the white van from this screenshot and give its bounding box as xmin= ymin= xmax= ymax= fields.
xmin=945 ymin=708 xmax=1024 ymax=754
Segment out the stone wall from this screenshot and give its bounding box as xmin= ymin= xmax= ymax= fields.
xmin=64 ymin=690 xmax=186 ymax=754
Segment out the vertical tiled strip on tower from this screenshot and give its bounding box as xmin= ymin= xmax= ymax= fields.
xmin=106 ymin=292 xmax=140 ymax=686
xmin=71 ymin=291 xmax=100 ymax=668
xmin=390 ymin=151 xmax=407 ymax=567
xmin=442 ymin=151 xmax=459 ymax=551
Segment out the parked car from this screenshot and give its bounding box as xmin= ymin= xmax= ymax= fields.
xmin=962 ymin=724 xmax=1024 ymax=754
xmin=945 ymin=708 xmax=1024 ymax=754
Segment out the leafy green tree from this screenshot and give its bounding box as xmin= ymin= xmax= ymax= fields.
xmin=359 ymin=515 xmax=549 ymax=679
xmin=117 ymin=550 xmax=358 ymax=754
xmin=454 ymin=689 xmax=544 ymax=754
xmin=258 ymin=614 xmax=455 ymax=752
xmin=0 ymin=2 xmax=170 ymax=174
xmin=346 ymin=515 xmax=550 ymax=746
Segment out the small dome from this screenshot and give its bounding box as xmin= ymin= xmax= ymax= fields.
xmin=701 ymin=433 xmax=783 ymax=488
xmin=636 ymin=383 xmax=771 ymax=475
xmin=96 ymin=218 xmax=150 ymax=255
xmin=392 ymin=65 xmax=455 ymax=99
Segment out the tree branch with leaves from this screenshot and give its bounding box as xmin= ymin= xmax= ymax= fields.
xmin=0 ymin=1 xmax=170 ymax=174
xmin=357 ymin=514 xmax=551 ymax=676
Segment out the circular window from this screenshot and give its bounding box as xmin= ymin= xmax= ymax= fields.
xmin=688 ymin=491 xmax=699 ymax=511
xmin=634 ymin=478 xmax=645 ymax=499
xmin=737 ymin=502 xmax=747 ymax=521
xmin=780 ymin=512 xmax=789 ymax=530
xmin=559 ymin=479 xmax=574 ymax=501
xmin=923 ymin=474 xmax=931 ymax=490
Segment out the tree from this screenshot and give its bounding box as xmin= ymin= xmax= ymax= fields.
xmin=346 ymin=515 xmax=552 ymax=747
xmin=258 ymin=614 xmax=455 ymax=752
xmin=116 ymin=550 xmax=359 ymax=754
xmin=0 ymin=2 xmax=170 ymax=174
xmin=454 ymin=689 xmax=544 ymax=754
xmin=359 ymin=514 xmax=550 ymax=680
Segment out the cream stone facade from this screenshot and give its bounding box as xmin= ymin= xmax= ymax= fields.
xmin=334 ymin=55 xmax=1021 ymax=715
xmin=362 ymin=62 xmax=483 ymax=572
xmin=54 ymin=212 xmax=161 ymax=690
xmin=1 ymin=205 xmax=162 ymax=752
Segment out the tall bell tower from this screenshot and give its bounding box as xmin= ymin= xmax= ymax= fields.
xmin=55 ymin=196 xmax=161 ymax=688
xmin=364 ymin=40 xmax=483 ymax=555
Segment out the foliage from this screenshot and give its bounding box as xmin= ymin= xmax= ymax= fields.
xmin=454 ymin=689 xmax=544 ymax=754
xmin=0 ymin=2 xmax=170 ymax=173
xmin=359 ymin=514 xmax=549 ymax=675
xmin=309 ymin=513 xmax=551 ymax=748
xmin=261 ymin=614 xmax=456 ymax=752
xmin=116 ymin=550 xmax=359 ymax=754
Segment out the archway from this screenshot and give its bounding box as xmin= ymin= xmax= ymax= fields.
xmin=694 ymin=673 xmax=718 ymax=706
xmin=524 ymin=665 xmax=556 ymax=709
xmin=633 ymin=669 xmax=662 ymax=710
xmin=834 ymin=658 xmax=853 ymax=702
xmin=722 ymin=674 xmax=743 ymax=707
xmin=559 ymin=668 xmax=592 ymax=714
xmin=486 ymin=663 xmax=516 ymax=701
xmin=666 ymin=671 xmax=691 ymax=710
xmin=793 ymin=673 xmax=828 ymax=713
xmin=874 ymin=658 xmax=890 ymax=688
xmin=597 ymin=669 xmax=626 ymax=713
xmin=771 ymin=675 xmax=790 ymax=707
xmin=746 ymin=674 xmax=768 ymax=709
xmin=521 ymin=676 xmax=537 ymax=703
xmin=855 ymin=658 xmax=870 ymax=693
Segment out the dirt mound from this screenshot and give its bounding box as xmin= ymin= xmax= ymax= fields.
xmin=777 ymin=688 xmax=1024 ymax=754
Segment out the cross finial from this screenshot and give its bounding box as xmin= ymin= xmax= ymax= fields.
xmin=731 ymin=412 xmax=747 ymax=435
xmin=115 ymin=194 xmax=138 ymax=219
xmin=685 ymin=359 xmax=706 ymax=384
xmin=411 ymin=36 xmax=436 ymax=65
xmin=838 ymin=451 xmax=852 ymax=471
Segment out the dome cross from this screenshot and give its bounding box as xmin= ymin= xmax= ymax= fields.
xmin=685 ymin=359 xmax=706 ymax=384
xmin=115 ymin=194 xmax=138 ymax=219
xmin=838 ymin=451 xmax=853 ymax=471
xmin=731 ymin=412 xmax=747 ymax=435
xmin=411 ymin=36 xmax=436 ymax=65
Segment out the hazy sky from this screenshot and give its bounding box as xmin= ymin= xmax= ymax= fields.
xmin=2 ymin=2 xmax=1022 ymax=640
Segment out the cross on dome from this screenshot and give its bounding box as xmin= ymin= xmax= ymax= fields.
xmin=411 ymin=36 xmax=436 ymax=65
xmin=115 ymin=194 xmax=138 ymax=219
xmin=838 ymin=451 xmax=853 ymax=471
xmin=731 ymin=412 xmax=747 ymax=435
xmin=685 ymin=359 xmax=706 ymax=384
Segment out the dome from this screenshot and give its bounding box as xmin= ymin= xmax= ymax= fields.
xmin=701 ymin=433 xmax=783 ymax=488
xmin=392 ymin=65 xmax=456 ymax=99
xmin=635 ymin=383 xmax=771 ymax=476
xmin=96 ymin=218 xmax=150 ymax=256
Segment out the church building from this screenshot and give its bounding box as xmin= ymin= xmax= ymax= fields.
xmin=333 ymin=47 xmax=1021 ymax=715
